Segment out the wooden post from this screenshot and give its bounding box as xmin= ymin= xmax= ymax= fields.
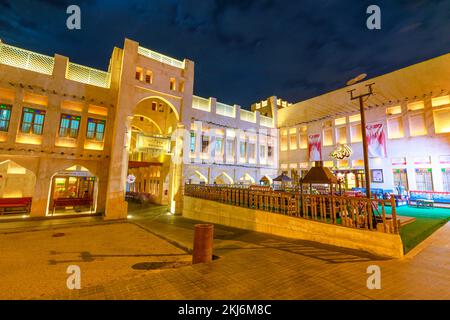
xmin=390 ymin=196 xmax=398 ymax=233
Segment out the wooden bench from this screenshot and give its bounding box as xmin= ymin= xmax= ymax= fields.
xmin=416 ymin=199 xmax=434 ymax=208
xmin=0 ymin=197 xmax=32 ymax=215
xmin=52 ymin=198 xmax=93 ymax=215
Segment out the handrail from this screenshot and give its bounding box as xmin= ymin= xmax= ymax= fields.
xmin=0 ymin=42 xmax=55 ymax=75
xmin=184 ymin=184 xmax=399 ymax=234
xmin=66 ymin=62 xmax=111 ymax=88
xmin=138 ymin=46 xmax=184 ymax=69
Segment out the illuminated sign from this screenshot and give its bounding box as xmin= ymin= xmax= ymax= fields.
xmin=330 ymin=144 xmax=352 ymax=160
xmin=136 ymin=134 xmax=170 ymax=152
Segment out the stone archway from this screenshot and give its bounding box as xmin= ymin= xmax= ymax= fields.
xmin=214 ymin=172 xmax=234 ymax=185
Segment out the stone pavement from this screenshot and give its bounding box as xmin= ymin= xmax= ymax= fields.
xmin=47 ymin=204 xmax=450 ymax=300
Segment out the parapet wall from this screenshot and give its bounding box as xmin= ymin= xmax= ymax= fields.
xmin=183 ymin=196 xmax=404 ymax=258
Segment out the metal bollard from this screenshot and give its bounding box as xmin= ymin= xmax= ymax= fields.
xmin=192 ymin=224 xmax=214 ymax=264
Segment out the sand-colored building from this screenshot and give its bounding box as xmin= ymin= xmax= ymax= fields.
xmin=0 ymin=38 xmax=277 ymax=218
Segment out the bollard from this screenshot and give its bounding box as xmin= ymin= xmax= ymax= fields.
xmin=192 ymin=224 xmax=214 ymax=264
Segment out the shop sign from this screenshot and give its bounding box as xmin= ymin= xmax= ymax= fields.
xmin=391 ymin=157 xmax=406 ymax=165
xmin=136 ymin=134 xmax=171 ymax=152
xmin=413 ymin=156 xmax=431 ymax=165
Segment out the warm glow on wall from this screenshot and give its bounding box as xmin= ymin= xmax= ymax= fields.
xmin=84 ymin=141 xmax=104 ymax=150
xmin=387 ymin=117 xmax=404 ymax=139
xmin=409 ymin=113 xmax=427 ymax=136
xmin=352 ymin=159 xmax=364 ymax=167
xmin=335 ymin=117 xmax=346 ymax=125
xmin=407 ymin=101 xmax=424 ymax=111
xmin=23 ymin=92 xmax=48 ymax=106
xmin=432 ymin=95 xmax=450 ymax=107
xmin=16 ymin=134 xmax=43 ymax=145
xmin=349 ymin=114 xmax=361 ymax=123
xmin=55 ymin=138 xmax=78 ymax=148
xmin=88 ymin=104 xmax=108 ymax=116
xmin=433 ymin=107 xmax=450 ymax=133
xmin=61 ymin=100 xmax=84 ymax=112
xmin=0 ymin=87 xmax=15 ymax=101
xmin=386 ymin=105 xmax=402 ymax=115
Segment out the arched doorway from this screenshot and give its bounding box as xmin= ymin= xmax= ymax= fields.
xmin=187 ymin=170 xmax=208 ymax=185
xmin=214 ymin=172 xmax=234 ymax=185
xmin=126 ymin=97 xmax=180 ymax=206
xmin=0 ymin=160 xmax=36 ymax=216
xmin=47 ymin=165 xmax=98 ymax=216
xmin=239 ymin=173 xmax=255 ymax=185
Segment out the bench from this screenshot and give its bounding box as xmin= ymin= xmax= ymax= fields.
xmin=52 ymin=197 xmax=93 ymax=215
xmin=416 ymin=199 xmax=434 ymax=208
xmin=409 ymin=191 xmax=450 ymax=207
xmin=0 ymin=197 xmax=32 ymax=215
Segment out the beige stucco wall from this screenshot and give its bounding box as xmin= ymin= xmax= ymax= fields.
xmin=183 ymin=196 xmax=404 ymax=258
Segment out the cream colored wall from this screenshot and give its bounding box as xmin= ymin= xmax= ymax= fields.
xmin=184 ymin=196 xmax=404 ymax=258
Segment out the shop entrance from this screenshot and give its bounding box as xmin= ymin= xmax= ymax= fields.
xmin=48 ymin=165 xmax=97 ymax=215
xmin=334 ymin=169 xmax=365 ymax=190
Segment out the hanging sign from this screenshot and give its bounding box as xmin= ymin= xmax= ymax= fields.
xmin=366 ymin=123 xmax=387 ymax=158
xmin=308 ymin=133 xmax=322 ymax=161
xmin=330 ymin=144 xmax=352 ymax=160
xmin=136 ymin=134 xmax=170 ymax=152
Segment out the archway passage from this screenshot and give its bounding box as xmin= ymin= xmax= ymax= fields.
xmin=126 ymin=97 xmax=179 ymax=206
xmin=187 ymin=171 xmax=208 ymax=185
xmin=0 ymin=160 xmax=36 ymax=216
xmin=48 ymin=165 xmax=98 ymax=216
xmin=239 ymin=173 xmax=255 ymax=185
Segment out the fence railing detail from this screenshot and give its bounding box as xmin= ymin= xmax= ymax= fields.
xmin=184 ymin=184 xmax=399 ymax=234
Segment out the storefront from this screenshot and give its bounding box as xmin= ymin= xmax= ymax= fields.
xmin=333 ymin=169 xmax=365 ymax=190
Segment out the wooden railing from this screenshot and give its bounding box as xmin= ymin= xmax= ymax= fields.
xmin=184 ymin=184 xmax=399 ymax=234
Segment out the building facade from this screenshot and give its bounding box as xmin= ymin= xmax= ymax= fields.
xmin=277 ymin=53 xmax=450 ymax=193
xmin=0 ymin=38 xmax=277 ymax=219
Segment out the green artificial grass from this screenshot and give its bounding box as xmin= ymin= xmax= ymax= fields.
xmin=384 ymin=206 xmax=450 ymax=253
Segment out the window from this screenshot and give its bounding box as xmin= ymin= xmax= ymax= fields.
xmin=248 ymin=143 xmax=255 ymax=160
xmin=289 ymin=128 xmax=297 ymax=150
xmin=145 ymin=70 xmax=152 ymax=84
xmin=226 ymin=139 xmax=235 ymax=159
xmin=201 ymin=135 xmax=209 ymax=153
xmin=179 ymin=81 xmax=185 ymax=93
xmin=407 ymin=101 xmax=424 ymax=111
xmin=349 ymin=114 xmax=361 ymax=123
xmin=59 ymin=114 xmax=80 ymax=138
xmin=0 ymin=104 xmax=12 ymax=132
xmin=240 ymin=141 xmax=247 ymax=158
xmin=336 ymin=126 xmax=347 ymax=144
xmin=151 ymin=102 xmax=157 ymax=111
xmin=409 ymin=113 xmax=427 ymax=136
xmin=393 ymin=169 xmax=409 ymax=190
xmin=351 ymin=123 xmax=362 ymax=142
xmin=215 ymin=137 xmax=223 ymax=155
xmin=268 ymin=145 xmax=273 ymax=158
xmin=170 ymin=78 xmax=176 ymax=91
xmin=442 ymin=168 xmax=450 ymax=192
xmin=135 ymin=67 xmax=143 ymax=81
xmin=335 ymin=117 xmax=346 ymax=126
xmin=189 ymin=132 xmax=196 ymax=153
xmin=433 ymin=107 xmax=450 ymax=134
xmin=431 ymin=95 xmax=450 ymax=107
xmin=415 ymin=168 xmax=433 ymax=191
xmin=323 ymin=128 xmax=333 ymax=146
xmin=299 ymin=127 xmax=307 ymax=149
xmin=20 ymin=108 xmax=46 ymax=135
xmin=280 ymin=130 xmax=288 ymax=151
xmin=86 ymin=118 xmax=106 ymax=141
xmin=387 ymin=116 xmax=404 ymax=139
xmin=386 ymin=105 xmax=402 ymax=115
xmin=259 ymin=145 xmax=266 ymax=159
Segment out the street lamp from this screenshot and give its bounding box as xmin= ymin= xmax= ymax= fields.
xmin=347 ymin=74 xmax=375 ymax=198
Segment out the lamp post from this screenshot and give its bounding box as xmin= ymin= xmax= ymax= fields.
xmin=347 ymin=81 xmax=375 ymax=199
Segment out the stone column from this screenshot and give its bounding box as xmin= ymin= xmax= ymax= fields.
xmin=30 ymin=158 xmax=52 ymax=217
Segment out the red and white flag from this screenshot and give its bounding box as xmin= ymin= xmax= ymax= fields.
xmin=308 ymin=133 xmax=322 ymax=161
xmin=366 ymin=123 xmax=387 ymax=158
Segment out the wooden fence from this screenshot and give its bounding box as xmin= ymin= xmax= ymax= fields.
xmin=184 ymin=184 xmax=399 ymax=234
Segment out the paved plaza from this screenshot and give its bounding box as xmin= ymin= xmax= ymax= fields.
xmin=0 ymin=204 xmax=449 ymax=300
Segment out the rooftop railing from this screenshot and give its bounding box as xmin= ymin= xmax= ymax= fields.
xmin=260 ymin=115 xmax=274 ymax=127
xmin=138 ymin=46 xmax=184 ymax=69
xmin=240 ymin=109 xmax=256 ymax=123
xmin=216 ymin=102 xmax=236 ymax=118
xmin=66 ymin=62 xmax=111 ymax=88
xmin=0 ymin=42 xmax=55 ymax=75
xmin=192 ymin=95 xmax=211 ymax=112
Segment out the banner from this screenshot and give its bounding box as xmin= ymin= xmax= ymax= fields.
xmin=366 ymin=123 xmax=387 ymax=158
xmin=308 ymin=133 xmax=322 ymax=161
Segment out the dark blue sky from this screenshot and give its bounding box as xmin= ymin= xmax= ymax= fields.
xmin=1 ymin=0 xmax=449 ymax=108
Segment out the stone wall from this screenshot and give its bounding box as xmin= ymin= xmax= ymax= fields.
xmin=183 ymin=196 xmax=404 ymax=258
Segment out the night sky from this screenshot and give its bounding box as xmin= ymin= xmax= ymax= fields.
xmin=1 ymin=0 xmax=449 ymax=109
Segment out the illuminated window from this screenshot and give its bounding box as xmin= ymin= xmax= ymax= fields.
xmin=151 ymin=102 xmax=157 ymax=111
xmin=350 ymin=123 xmax=362 ymax=142
xmin=20 ymin=108 xmax=46 ymax=135
xmin=433 ymin=107 xmax=450 ymax=134
xmin=335 ymin=126 xmax=347 ymax=144
xmin=386 ymin=105 xmax=402 ymax=115
xmin=201 ymin=135 xmax=209 ymax=153
xmin=323 ymin=161 xmax=334 ymax=168
xmin=170 ymin=78 xmax=176 ymax=91
xmin=86 ymin=118 xmax=106 ymax=141
xmin=135 ymin=67 xmax=143 ymax=81
xmin=431 ymin=95 xmax=450 ymax=107
xmin=59 ymin=114 xmax=80 ymax=138
xmin=289 ymin=128 xmax=297 ymax=150
xmin=335 ymin=117 xmax=346 ymax=126
xmin=145 ymin=70 xmax=152 ymax=84
xmin=415 ymin=168 xmax=433 ymax=191
xmin=323 ymin=128 xmax=333 ymax=146
xmin=179 ymin=81 xmax=185 ymax=93
xmin=215 ymin=137 xmax=223 ymax=155
xmin=387 ymin=116 xmax=404 ymax=139
xmin=349 ymin=114 xmax=361 ymax=123
xmin=352 ymin=159 xmax=364 ymax=167
xmin=407 ymin=101 xmax=424 ymax=111
xmin=409 ymin=113 xmax=427 ymax=136
xmin=280 ymin=129 xmax=288 ymax=151
xmin=0 ymin=104 xmax=12 ymax=132
xmin=240 ymin=141 xmax=247 ymax=158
